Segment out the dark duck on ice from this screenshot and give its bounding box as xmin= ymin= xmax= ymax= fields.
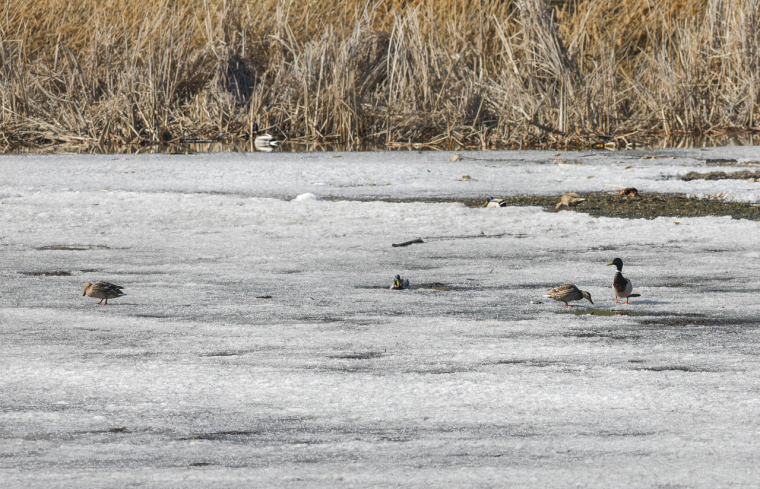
xmin=606 ymin=258 xmax=640 ymax=304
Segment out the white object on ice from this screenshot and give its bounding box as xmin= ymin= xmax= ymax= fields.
xmin=292 ymin=193 xmax=322 ymax=202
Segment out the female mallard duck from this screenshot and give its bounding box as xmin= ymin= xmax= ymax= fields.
xmin=483 ymin=196 xmax=506 ymax=208
xmin=546 ymin=284 xmax=593 ymax=307
xmin=607 ymin=258 xmax=640 ymax=304
xmin=253 ymin=123 xmax=281 ymax=152
xmin=83 ymin=282 xmax=126 ymax=305
xmin=390 ymin=275 xmax=410 ymax=290
xmin=556 ymin=192 xmax=585 ymax=210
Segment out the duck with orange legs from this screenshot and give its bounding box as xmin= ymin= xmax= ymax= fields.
xmin=607 ymin=258 xmax=641 ymax=304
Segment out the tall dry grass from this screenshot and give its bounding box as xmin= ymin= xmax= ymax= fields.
xmin=0 ymin=0 xmax=758 ymax=150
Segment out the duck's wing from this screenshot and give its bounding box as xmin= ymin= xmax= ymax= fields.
xmin=93 ymin=282 xmax=126 ymax=297
xmin=549 ymin=284 xmax=578 ymax=293
xmin=612 ymin=273 xmax=630 ymax=294
xmin=96 ymin=282 xmax=123 ymax=291
xmin=547 ymin=284 xmax=580 ymax=300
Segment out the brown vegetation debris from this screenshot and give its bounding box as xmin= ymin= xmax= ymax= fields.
xmin=619 ymin=187 xmax=639 ymax=197
xmin=2 ymin=0 xmax=760 ymax=150
xmin=461 ymin=193 xmax=760 ymax=220
xmin=680 ymin=171 xmax=760 ymax=181
xmin=704 ymin=159 xmax=739 ymax=166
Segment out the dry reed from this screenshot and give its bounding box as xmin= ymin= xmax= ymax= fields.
xmin=1 ymin=0 xmax=758 ymax=151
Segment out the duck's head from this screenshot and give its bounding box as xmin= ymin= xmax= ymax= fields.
xmin=252 ymin=123 xmax=259 ymax=134
xmin=607 ymin=257 xmax=624 ymax=271
xmin=483 ymin=197 xmax=494 ymax=207
xmin=83 ymin=282 xmax=91 ymax=296
xmin=582 ymin=290 xmax=594 ymax=305
xmin=393 ymin=275 xmax=403 ymax=287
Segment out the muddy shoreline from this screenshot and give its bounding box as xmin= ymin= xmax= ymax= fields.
xmin=364 ymin=192 xmax=760 ymax=220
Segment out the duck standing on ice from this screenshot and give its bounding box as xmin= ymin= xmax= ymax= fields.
xmin=546 ymin=284 xmax=594 ymax=307
xmin=606 ymin=258 xmax=640 ymax=304
xmin=83 ymin=282 xmax=126 ymax=305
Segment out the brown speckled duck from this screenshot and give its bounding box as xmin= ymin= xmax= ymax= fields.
xmin=556 ymin=193 xmax=585 ymax=210
xmin=83 ymin=282 xmax=126 ymax=305
xmin=546 ymin=284 xmax=593 ymax=307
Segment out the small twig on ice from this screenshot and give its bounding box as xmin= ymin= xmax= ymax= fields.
xmin=391 ymin=238 xmax=424 ymax=247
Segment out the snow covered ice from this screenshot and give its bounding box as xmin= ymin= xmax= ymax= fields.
xmin=2 ymin=146 xmax=760 ymax=487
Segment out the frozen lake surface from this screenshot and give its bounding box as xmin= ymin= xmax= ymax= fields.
xmin=2 ymin=147 xmax=760 ymax=487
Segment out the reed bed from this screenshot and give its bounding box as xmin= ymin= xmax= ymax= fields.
xmin=1 ymin=0 xmax=758 ymax=151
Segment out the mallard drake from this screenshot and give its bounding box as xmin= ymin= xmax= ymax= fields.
xmin=83 ymin=282 xmax=126 ymax=305
xmin=390 ymin=275 xmax=410 ymax=290
xmin=546 ymin=284 xmax=593 ymax=307
xmin=607 ymin=258 xmax=640 ymax=304
xmin=253 ymin=123 xmax=281 ymax=151
xmin=556 ymin=192 xmax=585 ymax=210
xmin=483 ymin=197 xmax=506 ymax=208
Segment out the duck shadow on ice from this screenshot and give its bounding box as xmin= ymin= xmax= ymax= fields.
xmin=356 ymin=282 xmax=457 ymax=291
xmin=329 ymin=351 xmax=385 ymax=360
xmin=561 ymin=311 xmax=757 ymax=331
xmin=555 ymin=309 xmax=646 ymax=317
xmin=626 ymin=299 xmax=666 ymax=305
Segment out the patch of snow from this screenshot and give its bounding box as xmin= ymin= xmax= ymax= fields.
xmin=292 ymin=192 xmax=322 ymax=201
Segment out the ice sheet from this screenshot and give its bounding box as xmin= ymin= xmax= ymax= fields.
xmin=1 ymin=145 xmax=760 ymax=202
xmin=1 ymin=147 xmax=760 ymax=487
